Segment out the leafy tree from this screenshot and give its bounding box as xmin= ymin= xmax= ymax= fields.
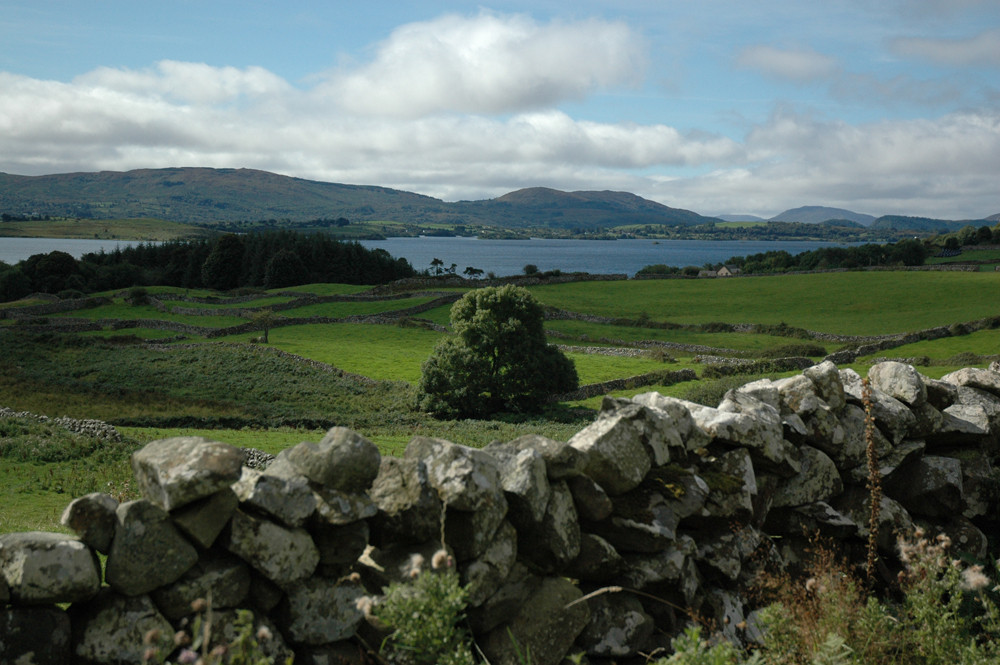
xmin=201 ymin=234 xmax=245 ymax=291
xmin=264 ymin=248 xmax=308 ymax=289
xmin=0 ymin=268 xmax=31 ymax=302
xmin=21 ymin=250 xmax=81 ymax=294
xmin=417 ymin=285 xmax=577 ymax=418
xmin=523 ymin=264 xmax=539 ymax=275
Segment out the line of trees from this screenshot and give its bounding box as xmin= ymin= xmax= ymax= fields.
xmin=0 ymin=230 xmax=416 ymax=301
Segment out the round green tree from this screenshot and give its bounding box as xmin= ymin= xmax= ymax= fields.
xmin=417 ymin=285 xmax=578 ymax=418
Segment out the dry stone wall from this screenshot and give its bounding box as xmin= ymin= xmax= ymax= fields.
xmin=2 ymin=361 xmax=1000 ymax=665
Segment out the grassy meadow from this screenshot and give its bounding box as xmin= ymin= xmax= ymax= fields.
xmin=0 ymin=217 xmax=212 ymax=240
xmin=2 ymin=269 xmax=999 ymax=534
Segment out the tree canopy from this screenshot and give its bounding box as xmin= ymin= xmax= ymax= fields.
xmin=417 ymin=285 xmax=578 ymax=418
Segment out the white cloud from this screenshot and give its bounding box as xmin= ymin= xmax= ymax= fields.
xmin=736 ymin=45 xmax=839 ymax=83
xmin=891 ymin=28 xmax=1000 ymax=67
xmin=319 ymin=12 xmax=646 ymax=116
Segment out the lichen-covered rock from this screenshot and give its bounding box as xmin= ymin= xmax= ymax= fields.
xmin=869 ymin=361 xmax=927 ymax=407
xmin=568 ymin=407 xmax=654 ymax=495
xmin=695 ymin=391 xmax=801 ymax=476
xmin=0 ymin=605 xmax=71 ymax=665
xmin=492 ymin=434 xmax=587 ymax=480
xmin=698 ymin=448 xmax=757 ymax=522
xmin=481 ymin=576 xmax=591 ymax=665
xmin=276 ymin=577 xmax=365 ymax=645
xmin=566 ymin=473 xmax=613 ymax=521
xmin=803 ymin=360 xmax=847 ymax=411
xmin=883 ymin=456 xmax=964 ymax=517
xmin=772 ymin=446 xmax=842 ymax=508
xmin=622 ymin=535 xmax=699 ymax=600
xmin=150 ymin=550 xmax=251 ymax=620
xmin=833 ymin=486 xmax=914 ymax=554
xmin=467 ymin=562 xmax=541 ymax=634
xmin=60 ymin=492 xmax=118 ymax=554
xmin=368 ymin=456 xmax=442 ymax=546
xmin=516 ymin=481 xmax=580 ymax=572
xmin=576 ymin=592 xmax=654 ymax=658
xmin=0 ymin=532 xmax=101 ymax=604
xmin=404 ymin=436 xmax=507 ymax=513
xmin=232 ymin=467 xmax=317 ymax=527
xmin=130 ymin=436 xmax=244 ymax=511
xmin=629 ymin=392 xmax=711 ymax=450
xmin=765 ymin=501 xmax=858 ymax=539
xmin=444 ymin=497 xmax=508 ymax=562
xmin=844 ymin=439 xmax=925 ymax=486
xmin=312 ymin=486 xmax=377 ymax=525
xmin=170 ymin=487 xmax=239 ymax=548
xmin=105 ymin=500 xmax=198 ymax=596
xmin=566 ymin=533 xmax=626 ymax=583
xmin=841 ymin=369 xmax=916 ymax=444
xmin=285 ymin=427 xmax=381 ymax=492
xmin=942 ymin=367 xmax=1000 ymax=398
xmin=70 ymin=589 xmax=173 ymax=665
xmin=224 ymin=509 xmax=319 ymax=588
xmin=484 ymin=442 xmax=551 ymax=524
xmin=463 ymin=520 xmax=517 ymax=606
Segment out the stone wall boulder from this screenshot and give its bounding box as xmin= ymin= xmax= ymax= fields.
xmin=130 ymin=436 xmax=244 ymax=511
xmin=0 ymin=532 xmax=101 ymax=605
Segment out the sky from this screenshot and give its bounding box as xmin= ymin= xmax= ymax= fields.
xmin=1 ymin=1 xmax=998 ymax=220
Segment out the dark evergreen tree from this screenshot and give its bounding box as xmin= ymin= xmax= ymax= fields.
xmin=201 ymin=234 xmax=246 ymax=291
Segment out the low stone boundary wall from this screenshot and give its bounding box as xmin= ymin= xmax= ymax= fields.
xmin=3 ymin=361 xmax=999 ymax=664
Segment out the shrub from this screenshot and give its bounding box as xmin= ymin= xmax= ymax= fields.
xmin=758 ymin=343 xmax=827 ymax=359
xmin=417 ymin=285 xmax=578 ymax=418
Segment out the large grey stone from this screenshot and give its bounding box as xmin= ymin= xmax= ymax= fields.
xmin=150 ymin=551 xmax=251 ymax=620
xmin=942 ymin=367 xmax=1000 ymax=398
xmin=772 ymin=446 xmax=842 ymax=508
xmin=312 ymin=486 xmax=377 ymax=525
xmin=841 ymin=369 xmax=916 ymax=444
xmin=225 ymin=509 xmax=319 ymax=588
xmin=803 ymin=360 xmax=847 ymax=411
xmin=566 ymin=533 xmax=626 ymax=583
xmin=130 ymin=436 xmax=244 ymax=511
xmin=462 ymin=520 xmax=518 ymax=607
xmin=60 ymin=492 xmax=118 ymax=554
xmin=0 ymin=531 xmax=101 ymax=604
xmin=0 ymin=606 xmax=71 ymax=665
xmin=576 ymin=592 xmax=654 ymax=658
xmin=285 ymin=427 xmax=381 ymax=492
xmin=277 ymin=577 xmax=365 ymax=645
xmin=566 ymin=473 xmax=614 ymax=521
xmin=698 ymin=448 xmax=757 ymax=522
xmin=695 ymin=391 xmax=800 ymax=475
xmin=404 ymin=436 xmax=507 ymax=513
xmin=369 ymin=456 xmax=443 ymax=546
xmin=869 ymin=361 xmax=927 ymax=406
xmin=70 ymin=589 xmax=173 ymax=665
xmin=832 ymin=486 xmax=914 ymax=554
xmin=568 ymin=407 xmax=654 ymax=495
xmin=485 ymin=443 xmax=551 ymax=524
xmin=622 ymin=535 xmax=699 ymax=599
xmin=481 ymin=576 xmax=591 ymax=665
xmin=444 ymin=496 xmax=509 ymax=562
xmin=629 ymin=392 xmax=712 ymax=450
xmin=170 ymin=487 xmax=239 ymax=548
xmin=491 ymin=434 xmax=587 ymax=480
xmin=516 ymin=480 xmax=580 ymax=572
xmin=233 ymin=467 xmax=317 ymax=527
xmin=883 ymin=456 xmax=964 ymax=517
xmin=467 ymin=562 xmax=541 ymax=634
xmin=104 ymin=500 xmax=198 ymax=596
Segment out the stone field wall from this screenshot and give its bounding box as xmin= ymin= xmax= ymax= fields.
xmin=2 ymin=360 xmax=999 ymax=665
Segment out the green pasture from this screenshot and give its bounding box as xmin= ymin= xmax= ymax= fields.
xmin=159 ymin=295 xmax=296 ymax=310
xmin=856 ymin=328 xmax=1000 ymax=365
xmin=267 ymin=283 xmax=373 ymax=296
xmin=50 ymin=300 xmax=244 ymax=328
xmin=0 ymin=217 xmax=209 ymax=241
xmin=277 ymin=296 xmax=439 ymax=318
xmin=215 ymin=322 xmax=444 ymax=383
xmin=528 ymin=272 xmax=1000 ymax=335
xmin=927 ymin=248 xmax=1000 ymax=265
xmin=546 ymin=319 xmax=822 ymax=355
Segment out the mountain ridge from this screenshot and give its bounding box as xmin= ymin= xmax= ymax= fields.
xmin=0 ymin=167 xmax=995 ymax=233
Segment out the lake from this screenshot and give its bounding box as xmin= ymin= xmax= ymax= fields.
xmin=1 ymin=235 xmax=864 ymax=277
xmin=0 ymin=237 xmax=154 ymax=265
xmin=359 ymin=236 xmax=863 ymax=277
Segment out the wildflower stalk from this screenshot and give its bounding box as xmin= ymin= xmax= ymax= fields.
xmin=861 ymin=377 xmax=881 ymax=589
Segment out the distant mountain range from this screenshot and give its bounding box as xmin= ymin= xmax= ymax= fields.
xmin=0 ymin=168 xmax=994 ymax=234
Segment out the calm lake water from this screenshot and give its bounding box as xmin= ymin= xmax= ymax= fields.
xmin=360 ymin=237 xmax=863 ymax=277
xmin=1 ymin=235 xmax=863 ymax=277
xmin=0 ymin=237 xmax=153 ymax=264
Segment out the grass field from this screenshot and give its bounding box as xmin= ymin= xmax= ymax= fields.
xmin=3 ymin=270 xmax=999 ymax=534
xmin=0 ymin=217 xmax=211 ymax=240
xmin=528 ymin=272 xmax=1000 ymax=335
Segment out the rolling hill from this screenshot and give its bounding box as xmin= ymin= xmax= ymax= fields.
xmin=0 ymin=168 xmax=716 ymax=230
xmin=769 ymin=206 xmax=877 ymax=226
